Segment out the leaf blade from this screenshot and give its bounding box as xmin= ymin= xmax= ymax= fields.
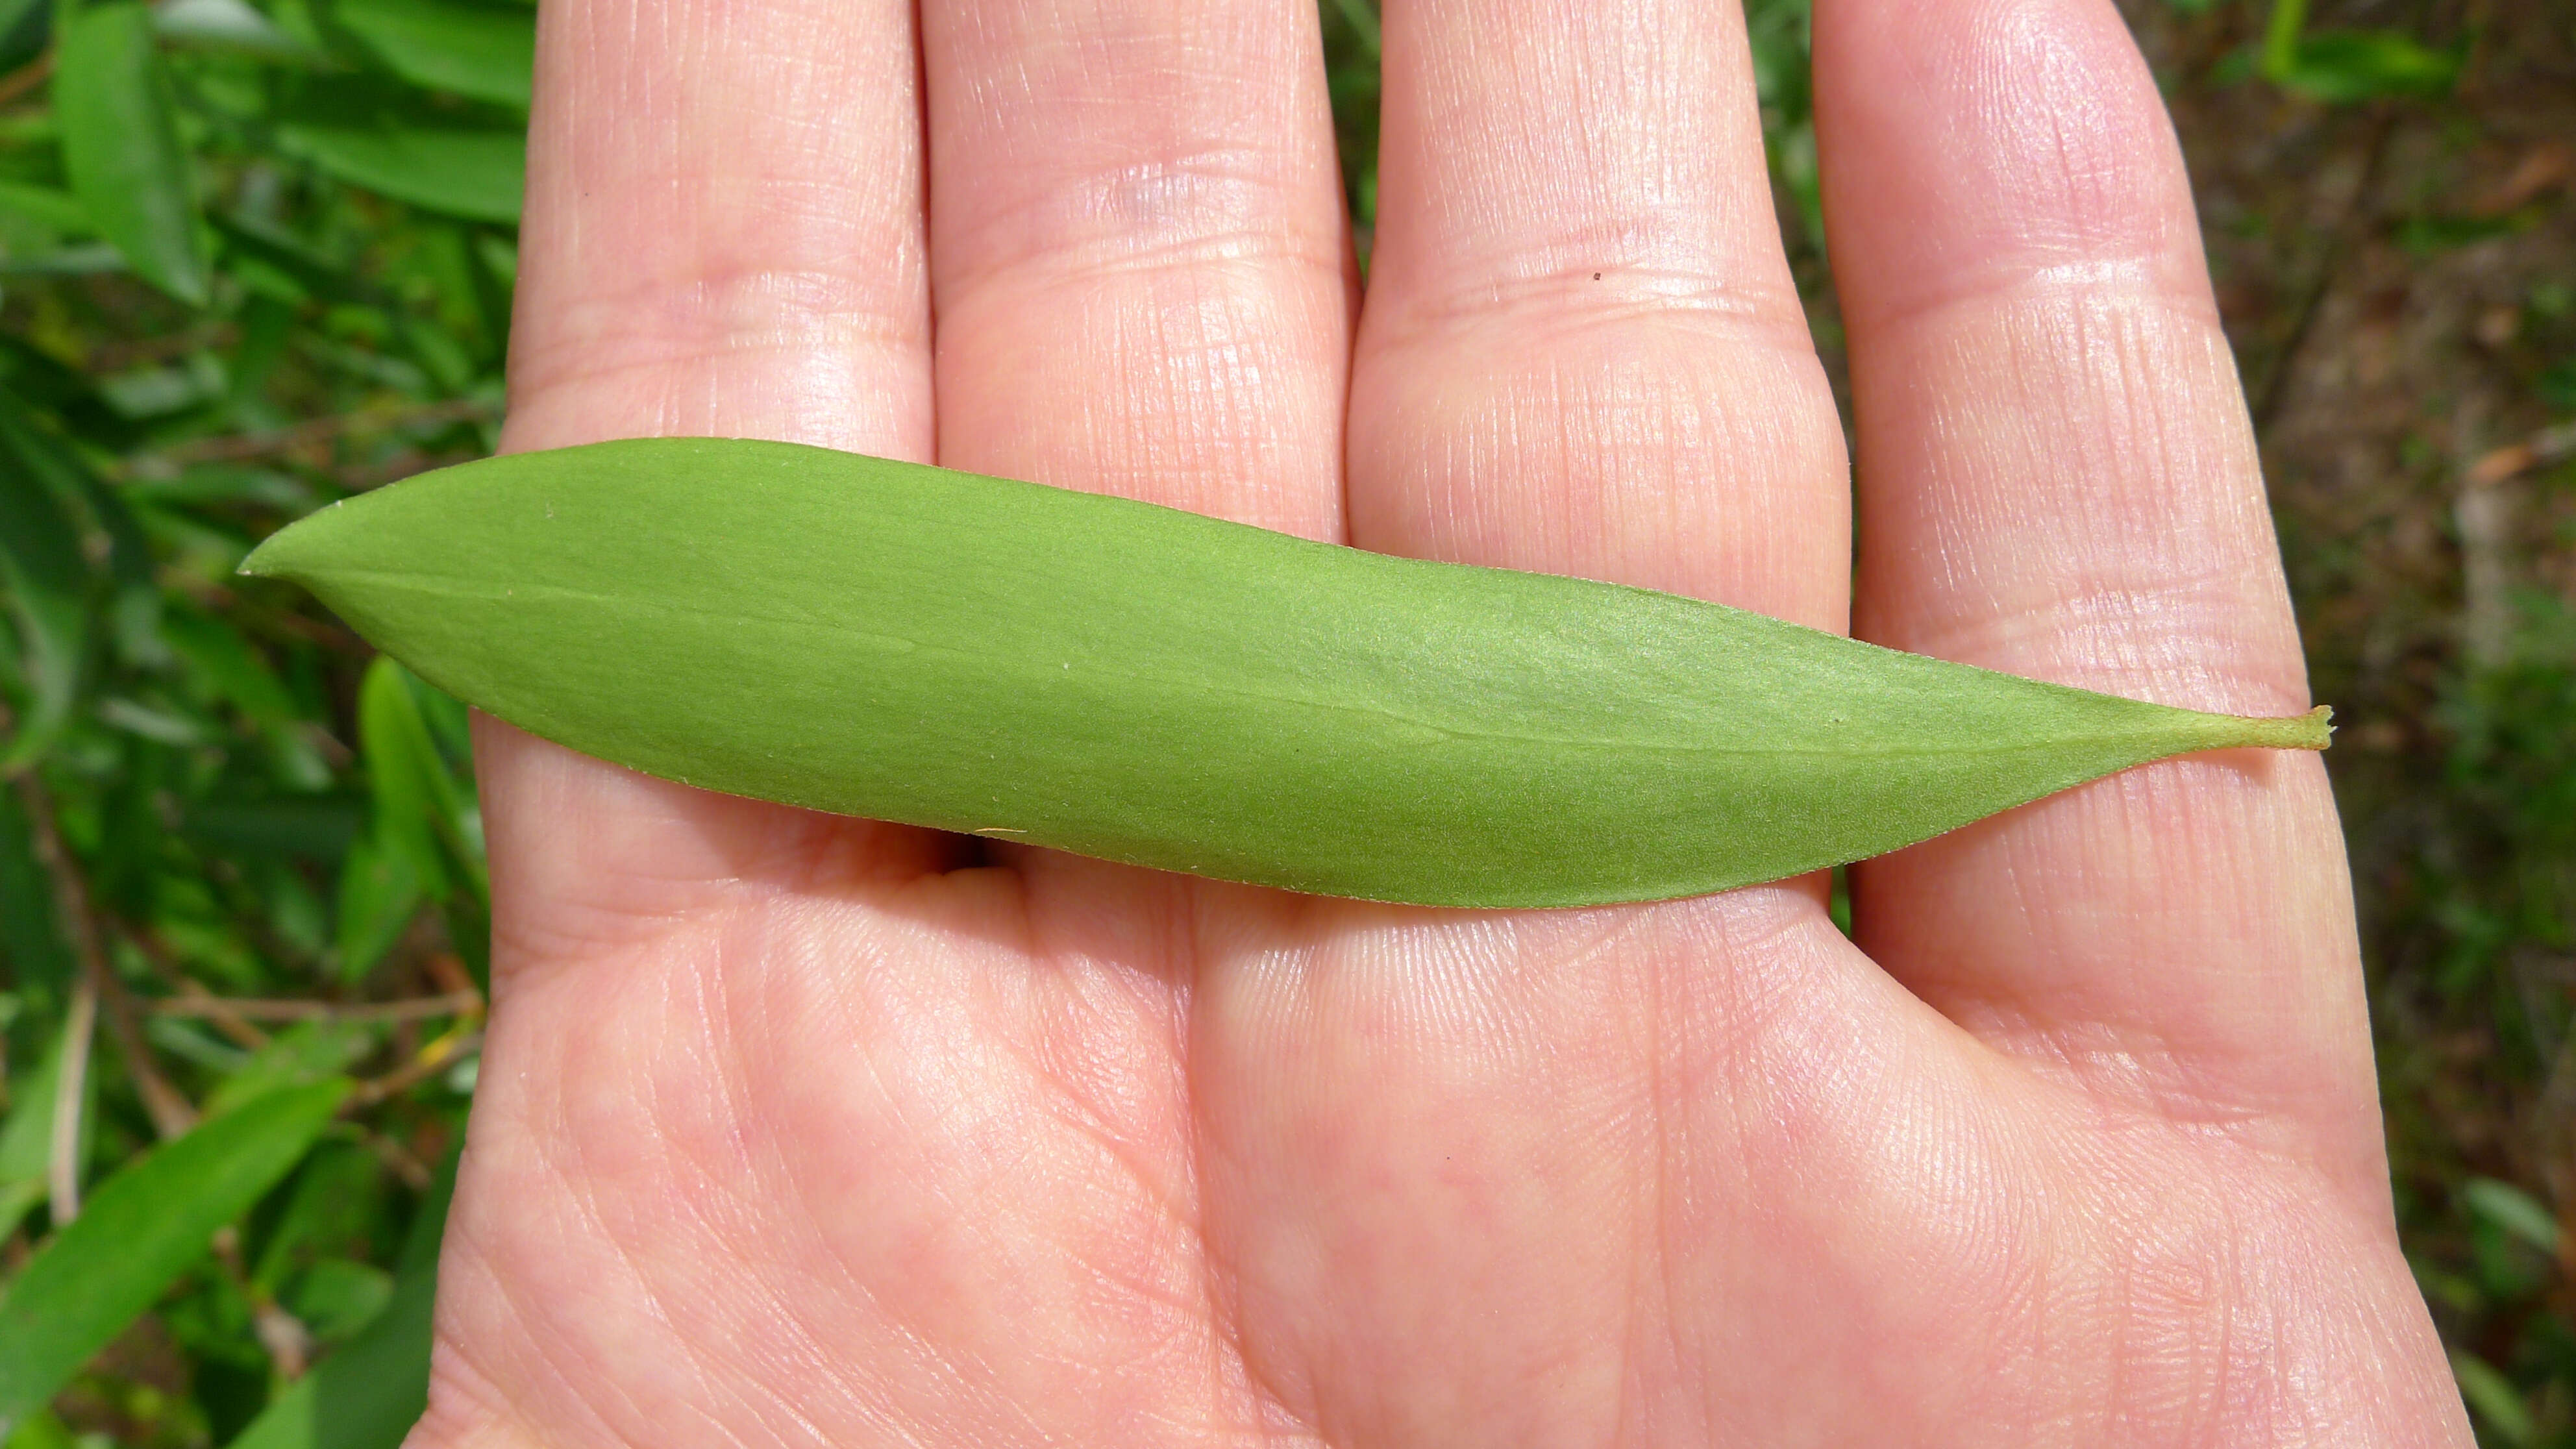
xmin=334 ymin=0 xmax=533 ymax=108
xmin=274 ymin=123 xmax=525 ymax=223
xmin=243 ymin=438 xmax=2329 ymax=908
xmin=0 ymin=1080 xmax=349 ymax=1430
xmin=0 ymin=394 xmax=94 ymax=764
xmin=54 ymin=0 xmax=210 ymax=305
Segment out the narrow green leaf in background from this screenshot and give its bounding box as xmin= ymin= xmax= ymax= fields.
xmin=54 ymin=0 xmax=212 ymax=305
xmin=359 ymin=659 xmax=486 ymax=902
xmin=203 ymin=1024 xmax=374 ymax=1119
xmin=280 ymin=1258 xmax=394 ymax=1341
xmin=2463 ymin=1178 xmax=2564 ymax=1256
xmin=164 ymin=606 xmax=302 ymax=725
xmin=153 ymin=0 xmax=315 ymax=57
xmin=0 ymin=1080 xmax=349 ymax=1431
xmin=274 ymin=123 xmax=525 ymax=223
xmin=2277 ymin=31 xmax=2462 ymax=101
xmin=2454 ymin=1350 xmax=2538 ymax=1445
xmin=243 ymin=438 xmax=2334 ymax=908
xmin=0 ymin=388 xmax=161 ymax=667
xmin=0 ymin=395 xmax=93 ymax=764
xmin=1 ymin=1409 xmax=79 ymax=1449
xmin=335 ymin=657 xmax=486 ymax=980
xmin=0 ymin=0 xmax=45 ymax=64
xmin=0 ymin=183 xmax=91 ymax=236
xmin=0 ymin=1033 xmax=69 ymax=1239
xmin=333 ymin=832 xmax=423 ymax=982
xmin=225 ymin=1153 xmax=454 ymax=1449
xmin=2258 ymin=0 xmax=2458 ymax=102
xmin=334 ymin=0 xmax=534 ymax=108
xmin=0 ymin=789 xmax=74 ymax=997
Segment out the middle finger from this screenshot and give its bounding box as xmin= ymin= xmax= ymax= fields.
xmin=1348 ymin=0 xmax=1846 ymax=625
xmin=924 ymin=0 xmax=1355 ymax=539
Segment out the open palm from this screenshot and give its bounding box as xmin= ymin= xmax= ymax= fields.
xmin=408 ymin=0 xmax=2467 ymax=1441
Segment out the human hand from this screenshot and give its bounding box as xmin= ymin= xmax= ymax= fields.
xmin=407 ymin=0 xmax=2470 ymax=1441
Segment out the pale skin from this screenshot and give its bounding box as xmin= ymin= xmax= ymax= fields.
xmin=405 ymin=0 xmax=2471 ymax=1439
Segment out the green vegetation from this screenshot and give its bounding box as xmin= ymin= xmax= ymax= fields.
xmin=0 ymin=0 xmax=2565 ymax=1443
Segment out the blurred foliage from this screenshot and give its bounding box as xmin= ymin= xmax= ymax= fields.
xmin=0 ymin=0 xmax=2563 ymax=1442
xmin=0 ymin=0 xmax=502 ymax=1441
xmin=2389 ymin=587 xmax=2576 ymax=1448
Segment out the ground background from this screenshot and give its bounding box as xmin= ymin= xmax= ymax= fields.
xmin=0 ymin=0 xmax=2568 ymax=1442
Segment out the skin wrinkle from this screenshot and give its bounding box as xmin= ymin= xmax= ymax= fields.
xmin=804 ymin=1053 xmax=1005 ymax=1437
xmin=516 ymin=268 xmax=930 ymax=397
xmin=685 ymin=938 xmax=917 ymax=1433
xmin=1374 ymin=260 xmax=1813 ymax=353
xmin=937 ymin=165 xmax=1342 ymax=299
xmin=1874 ymin=791 xmax=2357 ymax=1130
xmin=482 ymin=1156 xmax=662 ymax=1441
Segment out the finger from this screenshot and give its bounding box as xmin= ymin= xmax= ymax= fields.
xmin=420 ymin=0 xmax=941 ymax=1437
xmin=473 ymin=0 xmax=946 ymax=922
xmin=1344 ymin=0 xmax=1847 ymax=625
xmin=922 ymin=0 xmax=1353 ymax=538
xmin=1190 ymin=0 xmax=1888 ymax=1437
xmin=1816 ymin=0 xmax=2382 ymax=1168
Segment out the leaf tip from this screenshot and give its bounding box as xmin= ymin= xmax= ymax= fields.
xmin=2242 ymin=704 xmax=2334 ymax=751
xmin=236 ymin=506 xmax=338 ymax=584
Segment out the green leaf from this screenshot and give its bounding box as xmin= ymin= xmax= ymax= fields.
xmin=2462 ymin=1178 xmax=2562 ymax=1256
xmin=2290 ymin=31 xmax=2460 ymax=101
xmin=336 ymin=656 xmax=488 ymax=981
xmin=0 ymin=0 xmax=46 ymax=71
xmin=357 ymin=658 xmax=485 ymax=908
xmin=280 ymin=1259 xmax=394 ymax=1341
xmin=249 ymin=1139 xmax=383 ymax=1290
xmin=1 ymin=1409 xmax=76 ymax=1449
xmin=242 ymin=438 xmax=2336 ymax=908
xmin=224 ymin=1153 xmax=452 ymax=1449
xmin=204 ymin=1022 xmax=375 ymax=1119
xmin=2260 ymin=0 xmax=2460 ymax=106
xmin=0 ymin=183 xmax=91 ymax=237
xmin=0 ymin=789 xmax=75 ymax=997
xmin=184 ymin=797 xmax=366 ymax=865
xmin=155 ymin=0 xmax=316 ymax=57
xmin=0 ymin=389 xmax=160 ymax=667
xmin=0 ymin=1032 xmax=68 ymax=1239
xmin=0 ymin=1080 xmax=349 ymax=1431
xmin=356 ymin=659 xmax=443 ymax=895
xmin=334 ymin=822 xmax=423 ymax=982
xmin=2453 ymin=1351 xmax=2536 ymax=1445
xmin=0 ymin=398 xmax=93 ymax=765
xmin=0 ymin=338 xmax=134 ymax=451
xmin=164 ymin=608 xmax=300 ymax=724
xmin=54 ymin=0 xmax=212 ymax=306
xmin=275 ymin=123 xmax=525 ymax=223
xmin=334 ymin=0 xmax=532 ymax=108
